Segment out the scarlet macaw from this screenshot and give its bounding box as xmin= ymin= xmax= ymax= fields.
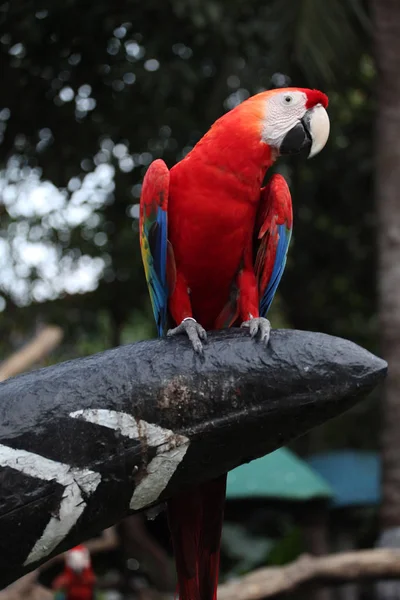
xmin=53 ymin=545 xmax=96 ymax=600
xmin=139 ymin=87 xmax=329 ymax=600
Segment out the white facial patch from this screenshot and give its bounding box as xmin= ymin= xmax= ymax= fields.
xmin=261 ymin=91 xmax=308 ymax=148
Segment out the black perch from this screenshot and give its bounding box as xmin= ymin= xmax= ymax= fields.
xmin=0 ymin=329 xmax=387 ymax=588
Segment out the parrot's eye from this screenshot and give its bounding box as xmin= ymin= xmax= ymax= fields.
xmin=284 ymin=95 xmax=293 ymax=104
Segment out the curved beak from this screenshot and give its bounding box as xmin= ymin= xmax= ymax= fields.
xmin=280 ymin=104 xmax=330 ymax=159
xmin=304 ymin=104 xmax=330 ymax=158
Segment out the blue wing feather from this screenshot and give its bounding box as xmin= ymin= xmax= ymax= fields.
xmin=255 ymin=174 xmax=293 ymax=319
xmin=152 ymin=208 xmax=167 ymax=289
xmin=259 ymin=224 xmax=292 ymax=317
xmin=139 ymin=160 xmax=170 ymax=337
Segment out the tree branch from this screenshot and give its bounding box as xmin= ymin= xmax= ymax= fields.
xmin=0 ymin=573 xmax=52 ymax=600
xmin=0 ymin=325 xmax=63 ymax=381
xmin=218 ymin=549 xmax=400 ymax=600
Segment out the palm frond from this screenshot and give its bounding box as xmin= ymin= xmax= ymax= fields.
xmin=263 ymin=0 xmax=370 ymax=86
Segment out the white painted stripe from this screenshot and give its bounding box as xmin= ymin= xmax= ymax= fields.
xmin=70 ymin=408 xmax=182 ymax=445
xmin=70 ymin=409 xmax=190 ymax=509
xmin=0 ymin=444 xmax=101 ymax=565
xmin=130 ymin=445 xmax=189 ymax=510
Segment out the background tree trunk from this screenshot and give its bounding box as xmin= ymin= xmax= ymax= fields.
xmin=372 ymin=0 xmax=400 ymax=530
xmin=372 ymin=0 xmax=400 ymax=597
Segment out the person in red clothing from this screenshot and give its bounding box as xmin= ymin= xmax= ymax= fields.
xmin=52 ymin=545 xmax=96 ymax=600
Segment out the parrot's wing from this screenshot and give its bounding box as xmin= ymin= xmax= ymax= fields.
xmin=139 ymin=159 xmax=175 ymax=336
xmin=255 ymin=173 xmax=292 ymax=317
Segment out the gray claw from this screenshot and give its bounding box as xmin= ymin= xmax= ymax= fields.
xmin=241 ymin=317 xmax=271 ymax=344
xmin=167 ymin=318 xmax=207 ymax=354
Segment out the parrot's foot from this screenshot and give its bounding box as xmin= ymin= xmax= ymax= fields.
xmin=167 ymin=317 xmax=207 ymax=354
xmin=241 ymin=317 xmax=271 ymax=344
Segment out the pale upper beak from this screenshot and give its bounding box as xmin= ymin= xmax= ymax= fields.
xmin=305 ymin=104 xmax=330 ymax=158
xmin=279 ymin=103 xmax=330 ymax=158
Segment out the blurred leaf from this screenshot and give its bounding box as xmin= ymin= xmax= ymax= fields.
xmin=267 ymin=526 xmax=305 ymax=566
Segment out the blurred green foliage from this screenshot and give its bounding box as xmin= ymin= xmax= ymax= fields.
xmin=0 ymin=0 xmax=377 ymax=452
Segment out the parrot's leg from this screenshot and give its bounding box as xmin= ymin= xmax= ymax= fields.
xmin=237 ymin=249 xmax=271 ymax=344
xmin=167 ymin=318 xmax=207 ymax=354
xmin=168 ymin=271 xmax=207 ymax=354
xmin=240 ymin=316 xmax=271 ymax=344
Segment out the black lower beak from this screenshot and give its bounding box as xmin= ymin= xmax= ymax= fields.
xmin=280 ymin=118 xmax=312 ymax=157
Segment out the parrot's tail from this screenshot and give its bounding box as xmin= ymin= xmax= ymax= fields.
xmin=167 ymin=475 xmax=227 ymax=600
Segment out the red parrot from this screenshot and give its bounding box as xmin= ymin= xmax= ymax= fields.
xmin=139 ymin=87 xmax=329 ymax=600
xmin=52 ymin=545 xmax=95 ymax=600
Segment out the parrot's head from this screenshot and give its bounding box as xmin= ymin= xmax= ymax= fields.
xmin=65 ymin=545 xmax=91 ymax=573
xmin=260 ymin=88 xmax=330 ymax=159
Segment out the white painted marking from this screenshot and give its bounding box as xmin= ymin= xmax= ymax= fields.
xmin=70 ymin=409 xmax=190 ymax=509
xmin=130 ymin=444 xmax=189 ymax=510
xmin=0 ymin=444 xmax=101 ymax=565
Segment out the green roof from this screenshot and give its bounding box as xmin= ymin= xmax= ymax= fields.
xmin=227 ymin=448 xmax=333 ymax=502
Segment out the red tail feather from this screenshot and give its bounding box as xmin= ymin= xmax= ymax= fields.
xmin=167 ymin=475 xmax=227 ymax=600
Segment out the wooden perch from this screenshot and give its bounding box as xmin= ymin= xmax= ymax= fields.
xmin=40 ymin=527 xmax=119 ymax=570
xmin=218 ymin=549 xmax=400 ymax=599
xmin=0 ymin=329 xmax=386 ymax=589
xmin=0 ymin=528 xmax=120 ymax=600
xmin=0 ymin=572 xmax=52 ymax=600
xmin=0 ymin=325 xmax=63 ymax=381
